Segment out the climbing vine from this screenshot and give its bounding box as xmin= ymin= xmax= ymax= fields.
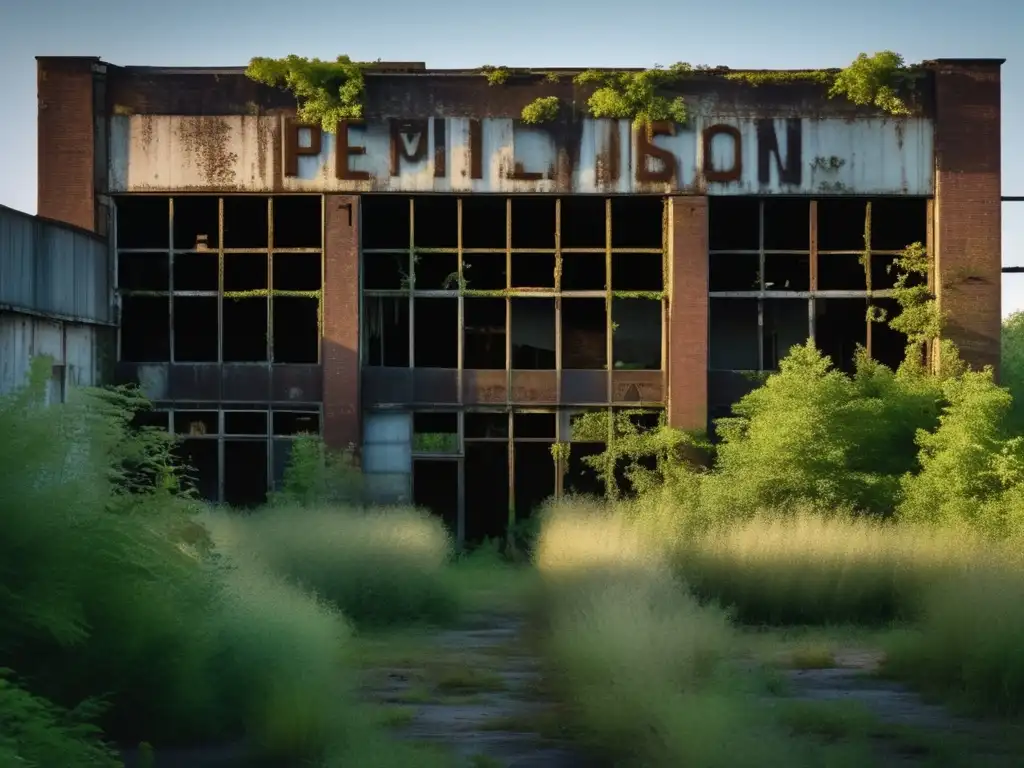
xmin=888 ymin=241 xmax=941 ymax=347
xmin=245 ymin=55 xmax=366 ymax=131
xmin=574 ymin=63 xmax=691 ymax=127
xmin=521 ymin=96 xmax=561 ymax=124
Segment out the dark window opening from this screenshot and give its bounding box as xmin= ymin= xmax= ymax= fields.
xmin=763 ymin=199 xmax=811 ymax=250
xmin=465 ymin=411 xmax=508 ymax=439
xmin=363 ymin=253 xmax=409 ymax=290
xmin=414 ymin=459 xmax=459 ymax=536
xmin=512 ymin=299 xmax=556 ymax=369
xmin=562 ymin=299 xmax=607 ymax=370
xmin=132 ymin=409 xmax=169 ymax=430
xmin=414 ymin=298 xmax=457 ymax=368
xmin=177 ymin=439 xmax=218 ymax=502
xmin=815 ymin=298 xmax=867 ymax=374
xmin=464 ymin=298 xmax=506 ymax=370
xmin=709 ymin=298 xmax=758 ymax=371
xmin=415 ymin=252 xmax=459 ymax=290
xmin=273 ymin=253 xmax=322 ymax=291
xmin=818 ymin=198 xmax=869 ymax=251
xmin=117 ymin=197 xmax=169 ymax=249
xmin=871 ymin=255 xmax=899 ymax=291
xmin=465 ymin=442 xmax=509 ymax=543
xmin=612 ymin=253 xmax=663 ymax=292
xmin=413 ymin=412 xmax=458 ymax=453
xmin=819 ymin=254 xmax=867 ymax=291
xmin=224 ymin=440 xmax=268 ymax=508
xmin=511 ymin=253 xmax=556 ymax=289
xmin=562 ymin=254 xmax=606 ymax=291
xmin=273 ymin=297 xmax=319 ymax=363
xmin=273 ymin=196 xmax=322 ymax=249
xmin=118 ymin=253 xmax=169 ymax=291
xmin=709 ymin=198 xmax=759 ymax=251
xmin=173 ymin=196 xmax=220 ymax=250
xmin=174 ymin=411 xmax=218 ymax=436
xmin=612 ymin=298 xmax=661 ymax=370
xmin=272 ymin=439 xmax=293 ymax=489
xmin=362 ymin=196 xmax=410 ymax=249
xmin=413 ymin=196 xmax=458 ymax=248
xmin=365 ymin=297 xmax=410 ymax=366
xmin=870 ymin=198 xmax=928 ymax=251
xmin=461 ymin=197 xmax=507 ymax=249
xmin=224 ymin=253 xmax=268 ymax=292
xmin=273 ymin=410 xmax=320 ymax=436
xmin=611 ymin=197 xmax=663 ymax=249
xmin=710 ymin=254 xmax=760 ymax=292
xmin=223 ymin=196 xmax=269 ymax=249
xmin=173 ymin=297 xmax=218 ymax=362
xmin=223 ymin=298 xmax=268 ymax=362
xmin=560 ymin=197 xmax=605 ymax=249
xmin=120 ymin=297 xmax=169 ymax=362
xmin=462 ymin=254 xmax=507 ymax=290
xmin=565 ymin=443 xmax=605 ymax=497
xmin=514 ymin=412 xmax=556 ymax=438
xmin=224 ymin=411 xmax=268 ymax=435
xmin=763 ymin=299 xmax=810 ymax=370
xmin=511 ymin=197 xmax=556 ymax=250
xmin=765 ymin=254 xmax=810 ymax=292
xmin=871 ymin=298 xmax=907 ymax=370
xmin=173 ymin=253 xmax=218 ymax=291
xmin=515 ymin=442 xmax=555 ymax=523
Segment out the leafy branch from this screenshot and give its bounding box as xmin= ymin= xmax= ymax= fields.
xmin=574 ymin=63 xmax=692 ymax=127
xmin=245 ymin=55 xmax=366 ymax=131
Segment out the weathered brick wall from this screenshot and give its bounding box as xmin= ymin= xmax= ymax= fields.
xmin=933 ymin=59 xmax=1003 ymax=375
xmin=667 ymin=196 xmax=708 ymax=431
xmin=37 ymin=57 xmax=97 ymax=231
xmin=322 ymin=195 xmax=361 ymax=452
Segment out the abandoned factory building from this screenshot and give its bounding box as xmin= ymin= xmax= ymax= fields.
xmin=33 ymin=56 xmax=1003 ymax=543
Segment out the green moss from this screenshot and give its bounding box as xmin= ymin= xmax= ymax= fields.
xmin=413 ymin=433 xmax=459 ymax=453
xmin=479 ymin=65 xmax=510 ymax=86
xmin=574 ymin=63 xmax=692 ymax=127
xmin=723 ymin=70 xmax=837 ymax=87
xmin=245 ymin=55 xmax=365 ymax=132
xmin=541 ymin=71 xmax=562 ymax=83
xmin=521 ymin=96 xmax=561 ymax=124
xmin=612 ymin=291 xmax=665 ymax=301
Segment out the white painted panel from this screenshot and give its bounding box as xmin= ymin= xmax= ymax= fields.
xmin=110 ymin=114 xmax=934 ymax=196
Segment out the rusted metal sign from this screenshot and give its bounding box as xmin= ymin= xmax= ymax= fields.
xmin=110 ymin=114 xmax=933 ymax=195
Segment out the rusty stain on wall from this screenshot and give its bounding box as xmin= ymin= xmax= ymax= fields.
xmin=175 ymin=117 xmax=238 ymax=187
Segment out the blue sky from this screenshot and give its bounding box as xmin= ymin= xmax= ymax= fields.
xmin=2 ymin=0 xmax=1021 ymax=313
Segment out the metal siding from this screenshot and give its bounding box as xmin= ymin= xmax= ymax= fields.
xmin=0 ymin=313 xmax=100 ymax=397
xmin=0 ymin=207 xmax=111 ymax=324
xmin=362 ymin=412 xmax=412 ymax=504
xmin=109 ymin=115 xmax=935 ymax=196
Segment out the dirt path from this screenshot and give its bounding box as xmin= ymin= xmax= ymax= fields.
xmin=360 ymin=613 xmax=589 ymax=768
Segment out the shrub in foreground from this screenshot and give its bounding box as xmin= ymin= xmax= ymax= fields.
xmin=203 ymin=504 xmax=459 ymax=627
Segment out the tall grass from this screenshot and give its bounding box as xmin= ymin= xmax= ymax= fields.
xmin=533 ymin=500 xmax=866 ymax=767
xmin=202 ymin=504 xmax=459 ymax=627
xmin=665 ymin=510 xmax=983 ymax=626
xmin=883 ymin=564 xmax=1024 ymax=716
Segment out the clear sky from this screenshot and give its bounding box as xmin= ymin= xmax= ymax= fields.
xmin=2 ymin=0 xmax=1021 ymax=313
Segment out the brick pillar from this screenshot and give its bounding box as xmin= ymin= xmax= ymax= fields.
xmin=37 ymin=57 xmax=100 ymax=231
xmin=667 ymin=196 xmax=708 ymax=431
xmin=932 ymin=58 xmax=1004 ymax=375
xmin=323 ymin=195 xmax=361 ymax=452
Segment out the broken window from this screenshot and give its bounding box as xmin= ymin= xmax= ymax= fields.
xmin=709 ymin=298 xmax=758 ymax=371
xmin=511 ymin=299 xmax=556 ymax=369
xmin=273 ymin=410 xmax=321 ymax=436
xmin=273 ymin=252 xmax=322 ymax=292
xmin=462 ymin=254 xmax=506 ymax=291
xmin=223 ymin=197 xmax=268 ymax=249
xmin=117 ymin=197 xmax=169 ymax=249
xmin=765 ymin=254 xmax=810 ymax=292
xmin=562 ymin=299 xmax=606 ymax=370
xmin=413 ymin=298 xmax=457 ymax=368
xmin=173 ymin=253 xmax=218 ymax=291
xmin=362 ymin=196 xmax=410 ymax=249
xmin=273 ymin=297 xmax=319 ymax=363
xmin=464 ymin=299 xmax=506 ymax=369
xmin=710 ymin=254 xmax=760 ymax=292
xmin=763 ymin=299 xmax=810 ymax=369
xmin=815 ymin=298 xmax=867 ymax=374
xmin=173 ymin=196 xmax=219 ymax=250
xmin=869 ymin=298 xmax=907 ymax=369
xmin=612 ymin=253 xmax=663 ymax=292
xmin=817 ymin=199 xmax=868 ymax=252
xmin=224 ymin=410 xmax=268 ymax=436
xmin=708 ymin=198 xmax=759 ymax=252
xmin=511 ymin=198 xmax=556 ymax=250
xmin=414 ymin=459 xmax=459 ymax=537
xmin=118 ymin=253 xmax=169 ymax=291
xmin=561 ymin=254 xmax=606 ymax=292
xmin=224 ymin=440 xmax=268 ymax=507
xmin=560 ymin=198 xmax=605 ymax=249
xmin=120 ymin=297 xmax=169 ymax=362
xmin=611 ymin=197 xmax=663 ymax=249
xmin=224 ymin=253 xmax=267 ymax=292
xmin=173 ymin=297 xmax=218 ymax=362
xmin=511 ymin=253 xmax=556 ymax=290
xmin=223 ymin=298 xmax=268 ymax=362
xmin=414 ymin=196 xmax=458 ymax=249
xmin=273 ymin=196 xmax=322 ymax=249
xmin=365 ymin=297 xmax=410 ymax=367
xmin=415 ymin=252 xmax=459 ymax=290
xmin=612 ymin=298 xmax=662 ymax=370
xmin=762 ymin=199 xmax=810 ymax=251
xmin=413 ymin=412 xmax=458 ymax=453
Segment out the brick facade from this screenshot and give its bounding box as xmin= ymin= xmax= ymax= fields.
xmin=322 ymin=195 xmax=361 ymax=452
xmin=932 ymin=59 xmax=1004 ymax=376
xmin=37 ymin=57 xmax=98 ymax=232
xmin=667 ymin=196 xmax=708 ymax=431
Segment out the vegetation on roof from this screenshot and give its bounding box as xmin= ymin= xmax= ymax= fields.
xmin=245 ymin=55 xmax=366 ymax=131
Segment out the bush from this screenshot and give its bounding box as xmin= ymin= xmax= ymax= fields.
xmin=202 ymin=504 xmax=459 ymax=627
xmin=271 ymin=434 xmax=364 ymax=506
xmin=0 ymin=673 xmax=121 ymax=768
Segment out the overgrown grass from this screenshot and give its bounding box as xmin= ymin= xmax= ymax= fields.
xmin=532 ymin=500 xmax=872 ymax=767
xmin=202 ymin=503 xmax=459 ymax=628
